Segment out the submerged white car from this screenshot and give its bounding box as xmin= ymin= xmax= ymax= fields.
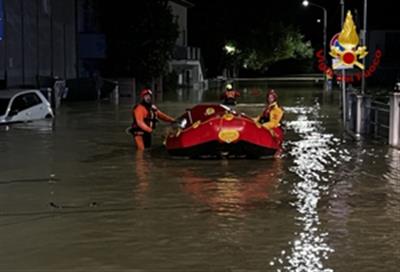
xmin=0 ymin=90 xmax=54 ymax=125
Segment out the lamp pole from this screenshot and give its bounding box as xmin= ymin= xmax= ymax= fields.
xmin=302 ymin=1 xmax=328 ymax=84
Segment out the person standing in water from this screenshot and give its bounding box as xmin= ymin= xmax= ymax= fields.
xmin=220 ymin=83 xmax=241 ymax=106
xmin=130 ymin=89 xmax=174 ymax=150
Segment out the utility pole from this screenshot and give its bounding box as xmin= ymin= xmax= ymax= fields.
xmin=340 ymin=0 xmax=347 ymax=126
xmin=323 ymin=8 xmax=327 ymax=71
xmin=361 ymin=0 xmax=367 ymax=94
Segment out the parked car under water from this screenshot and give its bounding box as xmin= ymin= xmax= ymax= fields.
xmin=0 ymin=90 xmax=54 ymax=125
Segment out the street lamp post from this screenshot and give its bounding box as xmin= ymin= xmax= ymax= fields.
xmin=302 ymin=0 xmax=328 ymax=66
xmin=302 ymin=0 xmax=328 ymax=91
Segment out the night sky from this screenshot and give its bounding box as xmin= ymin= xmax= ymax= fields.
xmin=187 ymin=0 xmax=400 ymax=76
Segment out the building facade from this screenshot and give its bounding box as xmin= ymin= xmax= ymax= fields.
xmin=168 ymin=0 xmax=206 ymax=89
xmin=0 ymin=0 xmax=77 ymax=88
xmin=368 ymin=30 xmax=400 ymax=85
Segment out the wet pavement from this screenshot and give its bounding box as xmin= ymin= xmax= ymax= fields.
xmin=0 ymin=84 xmax=399 ymax=271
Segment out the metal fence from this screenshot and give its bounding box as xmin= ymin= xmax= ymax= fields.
xmin=368 ymin=100 xmax=390 ymax=139
xmin=347 ymin=92 xmax=400 ymax=147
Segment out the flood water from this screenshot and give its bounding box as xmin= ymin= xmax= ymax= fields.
xmin=0 ymin=83 xmax=399 ymax=271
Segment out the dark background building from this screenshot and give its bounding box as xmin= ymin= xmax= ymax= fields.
xmin=0 ymin=0 xmax=77 ymax=88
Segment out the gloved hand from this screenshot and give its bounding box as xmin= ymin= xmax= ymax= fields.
xmin=171 ymin=118 xmax=187 ymax=129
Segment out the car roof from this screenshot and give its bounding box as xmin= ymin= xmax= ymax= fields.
xmin=0 ymin=89 xmax=41 ymax=99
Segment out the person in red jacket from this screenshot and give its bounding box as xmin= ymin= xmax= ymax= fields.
xmin=220 ymin=83 xmax=240 ymax=106
xmin=131 ymin=89 xmax=174 ymax=150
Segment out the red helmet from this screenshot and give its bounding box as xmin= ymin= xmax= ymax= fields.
xmin=266 ymin=89 xmax=278 ymax=101
xmin=140 ymin=89 xmax=153 ymax=98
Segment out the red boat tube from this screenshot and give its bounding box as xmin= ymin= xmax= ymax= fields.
xmin=165 ymin=104 xmax=283 ymax=158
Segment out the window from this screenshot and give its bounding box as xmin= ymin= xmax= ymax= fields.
xmin=10 ymin=93 xmax=41 ymax=112
xmin=24 ymin=93 xmax=42 ymax=108
xmin=0 ymin=98 xmax=10 ymax=115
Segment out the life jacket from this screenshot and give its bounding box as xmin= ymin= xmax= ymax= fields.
xmin=225 ymin=90 xmax=237 ymax=99
xmin=259 ymin=102 xmax=283 ymax=125
xmin=259 ymin=103 xmax=274 ymax=124
xmin=131 ymin=102 xmax=158 ymax=134
xmin=222 ymin=90 xmax=239 ymax=105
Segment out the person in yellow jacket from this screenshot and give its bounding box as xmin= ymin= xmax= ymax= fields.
xmin=254 ymin=89 xmax=284 ymax=158
xmin=254 ymin=89 xmax=284 ymax=131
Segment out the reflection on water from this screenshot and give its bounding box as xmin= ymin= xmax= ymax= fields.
xmin=134 ymin=152 xmax=151 ymax=205
xmin=270 ymin=101 xmax=351 ymax=271
xmin=0 ymin=119 xmax=54 ymax=133
xmin=384 ymin=149 xmax=400 ymax=220
xmin=175 ymin=88 xmax=206 ymax=104
xmin=132 ymin=151 xmax=285 ymax=217
xmin=179 ymin=159 xmax=284 ymax=215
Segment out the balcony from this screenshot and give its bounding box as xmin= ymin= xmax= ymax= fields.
xmin=173 ymin=45 xmax=201 ymax=60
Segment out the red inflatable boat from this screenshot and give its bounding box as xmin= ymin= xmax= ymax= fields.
xmin=165 ymin=104 xmax=283 ymax=158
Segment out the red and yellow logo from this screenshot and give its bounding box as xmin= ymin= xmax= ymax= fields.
xmin=329 ymin=11 xmax=368 ymax=70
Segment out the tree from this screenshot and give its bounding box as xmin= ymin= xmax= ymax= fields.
xmin=97 ymin=0 xmax=179 ymax=80
xmin=224 ymin=23 xmax=313 ymax=73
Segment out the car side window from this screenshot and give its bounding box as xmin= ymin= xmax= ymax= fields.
xmin=10 ymin=95 xmax=28 ymax=112
xmin=10 ymin=93 xmax=41 ymax=112
xmin=24 ymin=93 xmax=42 ymax=108
xmin=0 ymin=98 xmax=10 ymax=115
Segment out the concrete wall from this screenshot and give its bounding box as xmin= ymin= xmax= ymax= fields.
xmin=1 ymin=0 xmax=76 ymax=88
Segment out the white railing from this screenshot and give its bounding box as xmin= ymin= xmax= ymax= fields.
xmin=389 ymin=93 xmax=400 ymax=147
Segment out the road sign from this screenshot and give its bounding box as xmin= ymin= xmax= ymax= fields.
xmin=332 ymin=58 xmax=353 ymax=70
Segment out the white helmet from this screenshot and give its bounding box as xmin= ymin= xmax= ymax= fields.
xmin=226 ymin=83 xmax=233 ymax=90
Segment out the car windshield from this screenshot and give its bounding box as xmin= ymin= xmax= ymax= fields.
xmin=0 ymin=98 xmax=10 ymax=115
